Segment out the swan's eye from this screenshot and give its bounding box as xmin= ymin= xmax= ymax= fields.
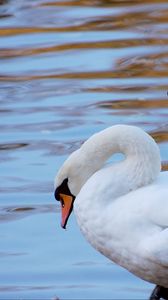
xmin=54 ymin=178 xmax=75 ymax=204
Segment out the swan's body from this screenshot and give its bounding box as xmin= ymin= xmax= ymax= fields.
xmin=74 ymin=172 xmax=168 ymax=286
xmin=54 ymin=125 xmax=168 ymax=298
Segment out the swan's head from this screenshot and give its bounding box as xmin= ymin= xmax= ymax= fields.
xmin=54 ymin=124 xmax=161 ymax=229
xmin=54 ymin=177 xmax=75 ymax=229
xmin=54 ymin=148 xmax=92 ymax=229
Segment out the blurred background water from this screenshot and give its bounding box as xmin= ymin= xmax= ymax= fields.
xmin=0 ymin=0 xmax=168 ymax=299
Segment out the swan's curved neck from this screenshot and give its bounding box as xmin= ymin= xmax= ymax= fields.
xmin=56 ymin=125 xmax=161 ymax=197
xmin=79 ymin=125 xmax=161 ymax=192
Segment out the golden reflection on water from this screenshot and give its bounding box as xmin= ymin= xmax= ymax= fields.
xmin=0 ymin=0 xmax=168 ymax=82
xmin=0 ymin=0 xmax=168 ymax=184
xmin=0 ymin=0 xmax=168 ymax=172
xmin=1 ymin=38 xmax=168 ymax=59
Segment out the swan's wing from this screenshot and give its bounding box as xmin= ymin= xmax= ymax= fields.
xmin=124 ymin=171 xmax=168 ymax=228
xmin=116 ymin=172 xmax=168 ymax=267
xmin=139 ymin=228 xmax=168 ymax=268
xmin=135 ymin=172 xmax=168 ymax=267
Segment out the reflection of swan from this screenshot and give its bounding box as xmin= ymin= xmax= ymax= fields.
xmin=54 ymin=125 xmax=168 ymax=300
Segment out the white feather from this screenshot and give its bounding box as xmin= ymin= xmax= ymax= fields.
xmin=55 ymin=125 xmax=168 ymax=287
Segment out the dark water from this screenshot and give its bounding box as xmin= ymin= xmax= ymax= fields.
xmin=1 ymin=0 xmax=168 ymax=299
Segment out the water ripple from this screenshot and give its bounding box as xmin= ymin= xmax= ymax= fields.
xmin=0 ymin=204 xmax=59 ymax=223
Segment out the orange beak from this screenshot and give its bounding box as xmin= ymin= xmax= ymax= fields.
xmin=60 ymin=193 xmax=74 ymax=229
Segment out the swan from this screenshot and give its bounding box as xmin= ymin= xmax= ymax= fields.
xmin=54 ymin=124 xmax=168 ymax=300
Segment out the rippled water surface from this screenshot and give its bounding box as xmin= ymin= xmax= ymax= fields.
xmin=1 ymin=0 xmax=168 ymax=299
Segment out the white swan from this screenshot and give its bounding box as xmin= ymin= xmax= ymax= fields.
xmin=54 ymin=124 xmax=168 ymax=300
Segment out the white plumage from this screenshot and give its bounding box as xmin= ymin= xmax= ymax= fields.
xmin=55 ymin=125 xmax=168 ymax=289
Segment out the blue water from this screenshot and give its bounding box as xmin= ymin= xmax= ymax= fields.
xmin=1 ymin=0 xmax=168 ymax=299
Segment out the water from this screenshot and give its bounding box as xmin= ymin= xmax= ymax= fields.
xmin=1 ymin=0 xmax=168 ymax=299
